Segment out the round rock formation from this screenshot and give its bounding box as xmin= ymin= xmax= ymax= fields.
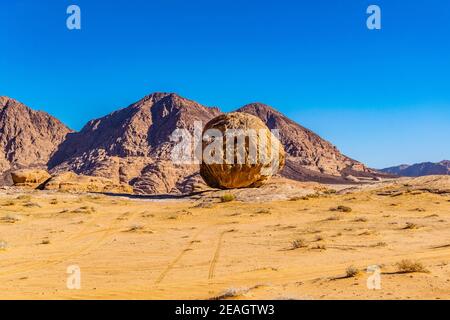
xmin=200 ymin=112 xmax=285 ymax=189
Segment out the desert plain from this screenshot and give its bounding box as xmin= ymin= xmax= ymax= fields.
xmin=0 ymin=176 xmax=450 ymax=300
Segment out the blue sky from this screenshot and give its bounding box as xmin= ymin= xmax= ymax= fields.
xmin=1 ymin=0 xmax=449 ymax=168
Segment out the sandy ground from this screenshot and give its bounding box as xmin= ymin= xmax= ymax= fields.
xmin=1 ymin=183 xmax=450 ymax=300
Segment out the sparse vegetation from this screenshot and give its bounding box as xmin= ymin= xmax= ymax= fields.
xmin=373 ymin=241 xmax=387 ymax=247
xmin=345 ymin=265 xmax=360 ymax=278
xmin=310 ymin=244 xmax=326 ymax=250
xmin=23 ymin=202 xmax=41 ymax=208
xmin=395 ymin=260 xmax=429 ymax=273
xmin=126 ymin=224 xmax=144 ymax=232
xmin=2 ymin=200 xmax=15 ymax=207
xmin=291 ymin=239 xmax=307 ymax=249
xmin=41 ymin=239 xmax=50 ymax=245
xmin=314 ymin=235 xmax=324 ymax=242
xmin=16 ymin=195 xmax=31 ymax=201
xmin=353 ymin=217 xmax=368 ymax=222
xmin=71 ymin=206 xmax=95 ymax=214
xmin=220 ymin=194 xmax=236 ymax=202
xmin=402 ymin=222 xmax=419 ymax=230
xmin=330 ymin=205 xmax=352 ymax=213
xmin=209 ymin=285 xmax=263 ymax=300
xmin=0 ymin=214 xmax=21 ymax=223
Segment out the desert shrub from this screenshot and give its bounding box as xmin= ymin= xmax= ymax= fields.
xmin=310 ymin=244 xmax=326 ymax=250
xmin=396 ymin=260 xmax=428 ymax=273
xmin=314 ymin=235 xmax=324 ymax=242
xmin=353 ymin=217 xmax=368 ymax=222
xmin=403 ymin=222 xmax=419 ymax=230
xmin=41 ymin=239 xmax=51 ymax=245
xmin=220 ymin=194 xmax=236 ymax=202
xmin=291 ymin=239 xmax=307 ymax=249
xmin=71 ymin=206 xmax=95 ymax=214
xmin=345 ymin=266 xmax=360 ymax=278
xmin=330 ymin=205 xmax=352 ymax=213
xmin=2 ymin=201 xmax=15 ymax=207
xmin=0 ymin=214 xmax=21 ymax=223
xmin=126 ymin=224 xmax=144 ymax=232
xmin=23 ymin=202 xmax=41 ymax=208
xmin=16 ymin=195 xmax=31 ymax=201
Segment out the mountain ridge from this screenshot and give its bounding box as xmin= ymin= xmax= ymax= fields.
xmin=381 ymin=160 xmax=450 ymax=177
xmin=0 ymin=96 xmax=72 ymax=184
xmin=2 ymin=93 xmax=383 ymax=192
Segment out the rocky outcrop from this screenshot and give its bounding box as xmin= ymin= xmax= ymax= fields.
xmin=0 ymin=97 xmax=71 ymax=175
xmin=10 ymin=169 xmax=51 ymax=188
xmin=200 ymin=113 xmax=285 ymax=189
xmin=43 ymin=172 xmax=132 ymax=194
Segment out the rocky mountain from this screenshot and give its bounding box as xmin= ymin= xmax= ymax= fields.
xmin=48 ymin=93 xmax=380 ymax=193
xmin=381 ymin=161 xmax=450 ymax=177
xmin=0 ymin=97 xmax=71 ymax=184
xmin=1 ymin=93 xmax=382 ymax=193
xmin=48 ymin=93 xmax=221 ymax=194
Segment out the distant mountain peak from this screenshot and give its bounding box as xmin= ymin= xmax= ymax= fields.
xmin=381 ymin=160 xmax=450 ymax=177
xmin=0 ymin=97 xmax=71 ymax=184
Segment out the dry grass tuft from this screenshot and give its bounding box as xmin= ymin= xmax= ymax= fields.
xmin=402 ymin=222 xmax=419 ymax=230
xmin=0 ymin=214 xmax=21 ymax=223
xmin=395 ymin=260 xmax=429 ymax=273
xmin=23 ymin=202 xmax=41 ymax=208
xmin=16 ymin=195 xmax=31 ymax=201
xmin=220 ymin=194 xmax=236 ymax=203
xmin=345 ymin=265 xmax=360 ymax=278
xmin=310 ymin=244 xmax=326 ymax=250
xmin=1 ymin=200 xmax=15 ymax=207
xmin=291 ymin=239 xmax=307 ymax=249
xmin=125 ymin=224 xmax=145 ymax=232
xmin=209 ymin=285 xmax=263 ymax=300
xmin=330 ymin=205 xmax=352 ymax=213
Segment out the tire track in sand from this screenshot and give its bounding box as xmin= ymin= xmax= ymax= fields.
xmin=208 ymin=230 xmax=230 ymax=280
xmin=155 ymin=228 xmax=205 ymax=284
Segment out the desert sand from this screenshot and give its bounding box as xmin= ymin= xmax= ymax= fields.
xmin=1 ymin=177 xmax=450 ymax=300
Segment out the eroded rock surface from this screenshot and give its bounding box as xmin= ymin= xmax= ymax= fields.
xmin=200 ymin=112 xmax=285 ymax=189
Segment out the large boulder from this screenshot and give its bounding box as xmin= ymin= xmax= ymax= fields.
xmin=200 ymin=112 xmax=285 ymax=189
xmin=43 ymin=172 xmax=132 ymax=194
xmin=10 ymin=169 xmax=51 ymax=188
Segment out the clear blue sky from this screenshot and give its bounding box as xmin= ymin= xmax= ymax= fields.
xmin=1 ymin=0 xmax=449 ymax=168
